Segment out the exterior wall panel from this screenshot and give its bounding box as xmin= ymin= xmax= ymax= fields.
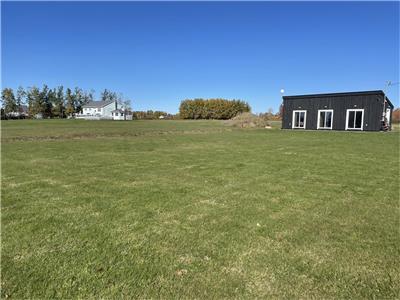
xmin=282 ymin=91 xmax=390 ymax=131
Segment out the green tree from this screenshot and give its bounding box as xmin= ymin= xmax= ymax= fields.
xmin=16 ymin=86 xmax=26 ymax=109
xmin=121 ymin=99 xmax=131 ymax=110
xmin=278 ymin=104 xmax=284 ymax=120
xmin=1 ymin=88 xmax=17 ymax=115
xmin=73 ymin=87 xmax=84 ymax=114
xmin=179 ymin=98 xmax=250 ymax=120
xmin=65 ymin=88 xmax=75 ymax=116
xmin=82 ymin=89 xmax=94 ymax=105
xmin=27 ymin=86 xmax=41 ymax=117
xmin=101 ymin=89 xmax=118 ymax=102
xmin=52 ymin=86 xmax=65 ymax=118
xmin=47 ymin=88 xmax=58 ymax=118
xmin=40 ymin=85 xmax=53 ymax=118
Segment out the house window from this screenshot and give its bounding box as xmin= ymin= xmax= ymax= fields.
xmin=317 ymin=109 xmax=333 ymax=129
xmin=292 ymin=110 xmax=307 ymax=129
xmin=346 ymin=109 xmax=364 ymax=130
xmin=115 ymin=113 xmax=118 ymax=116
xmin=98 ymin=108 xmax=101 ymax=112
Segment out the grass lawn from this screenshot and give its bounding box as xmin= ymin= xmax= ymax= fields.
xmin=2 ymin=119 xmax=399 ymax=298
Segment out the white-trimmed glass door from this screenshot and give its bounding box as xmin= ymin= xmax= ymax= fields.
xmin=317 ymin=109 xmax=333 ymax=130
xmin=292 ymin=110 xmax=307 ymax=129
xmin=346 ymin=109 xmax=364 ymax=130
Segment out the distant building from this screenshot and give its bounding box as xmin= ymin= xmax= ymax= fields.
xmin=281 ymin=90 xmax=394 ymax=131
xmin=77 ymin=100 xmax=116 ymax=119
xmin=7 ymin=105 xmax=29 ymax=119
xmin=76 ymin=100 xmax=132 ymax=120
xmin=111 ymin=109 xmax=133 ymax=121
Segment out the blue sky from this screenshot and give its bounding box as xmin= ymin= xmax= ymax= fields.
xmin=2 ymin=1 xmax=399 ymax=113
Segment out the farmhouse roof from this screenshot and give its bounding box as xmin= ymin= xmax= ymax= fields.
xmin=283 ymin=90 xmax=393 ymax=107
xmin=83 ymin=100 xmax=115 ymax=108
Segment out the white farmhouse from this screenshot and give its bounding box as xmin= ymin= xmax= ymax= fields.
xmin=76 ymin=100 xmax=118 ymax=120
xmin=77 ymin=100 xmax=116 ymax=119
xmin=7 ymin=105 xmax=29 ymax=119
xmin=76 ymin=100 xmax=131 ymax=120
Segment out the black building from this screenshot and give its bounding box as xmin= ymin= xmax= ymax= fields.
xmin=281 ymin=91 xmax=394 ymax=131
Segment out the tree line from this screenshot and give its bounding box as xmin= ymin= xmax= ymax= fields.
xmin=1 ymin=86 xmax=128 ymax=119
xmin=179 ymin=98 xmax=251 ymax=120
xmin=132 ymin=110 xmax=176 ymax=120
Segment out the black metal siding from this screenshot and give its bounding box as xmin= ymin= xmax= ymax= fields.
xmin=282 ymin=93 xmax=386 ymax=131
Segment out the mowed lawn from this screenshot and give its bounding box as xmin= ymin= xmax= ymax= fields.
xmin=2 ymin=120 xmax=399 ymax=298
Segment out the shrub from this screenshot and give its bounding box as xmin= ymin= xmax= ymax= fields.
xmin=179 ymin=99 xmax=250 ymax=120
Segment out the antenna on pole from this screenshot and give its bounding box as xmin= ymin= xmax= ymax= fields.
xmin=385 ymin=81 xmax=400 ymax=87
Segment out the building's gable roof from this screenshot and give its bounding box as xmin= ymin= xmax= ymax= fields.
xmin=83 ymin=100 xmax=115 ymax=108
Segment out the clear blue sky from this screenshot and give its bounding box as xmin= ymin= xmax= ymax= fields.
xmin=2 ymin=1 xmax=399 ymax=113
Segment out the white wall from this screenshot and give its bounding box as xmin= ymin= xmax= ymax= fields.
xmin=81 ymin=101 xmax=116 ymax=117
xmin=83 ymin=107 xmax=101 ymax=115
xmin=102 ymin=101 xmax=116 ymax=117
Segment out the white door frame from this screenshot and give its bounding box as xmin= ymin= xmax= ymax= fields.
xmin=292 ymin=110 xmax=307 ymax=129
xmin=345 ymin=109 xmax=364 ymax=131
xmin=317 ymin=109 xmax=334 ymax=130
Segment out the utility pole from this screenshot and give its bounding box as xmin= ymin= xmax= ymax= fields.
xmin=280 ymin=89 xmax=285 ymax=126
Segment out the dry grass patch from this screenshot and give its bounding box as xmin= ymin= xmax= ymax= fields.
xmin=225 ymin=112 xmax=271 ymax=128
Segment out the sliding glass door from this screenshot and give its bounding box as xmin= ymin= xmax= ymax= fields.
xmin=317 ymin=110 xmax=333 ymax=130
xmin=292 ymin=110 xmax=306 ymax=129
xmin=346 ymin=109 xmax=364 ymax=130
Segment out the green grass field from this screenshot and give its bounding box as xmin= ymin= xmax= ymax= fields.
xmin=2 ymin=120 xmax=399 ymax=298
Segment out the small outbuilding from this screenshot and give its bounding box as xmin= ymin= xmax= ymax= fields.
xmin=111 ymin=109 xmax=133 ymax=121
xmin=281 ymin=90 xmax=394 ymax=131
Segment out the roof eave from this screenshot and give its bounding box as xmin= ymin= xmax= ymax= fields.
xmin=283 ymin=90 xmax=385 ymax=100
xmin=385 ymin=97 xmax=395 ymax=109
